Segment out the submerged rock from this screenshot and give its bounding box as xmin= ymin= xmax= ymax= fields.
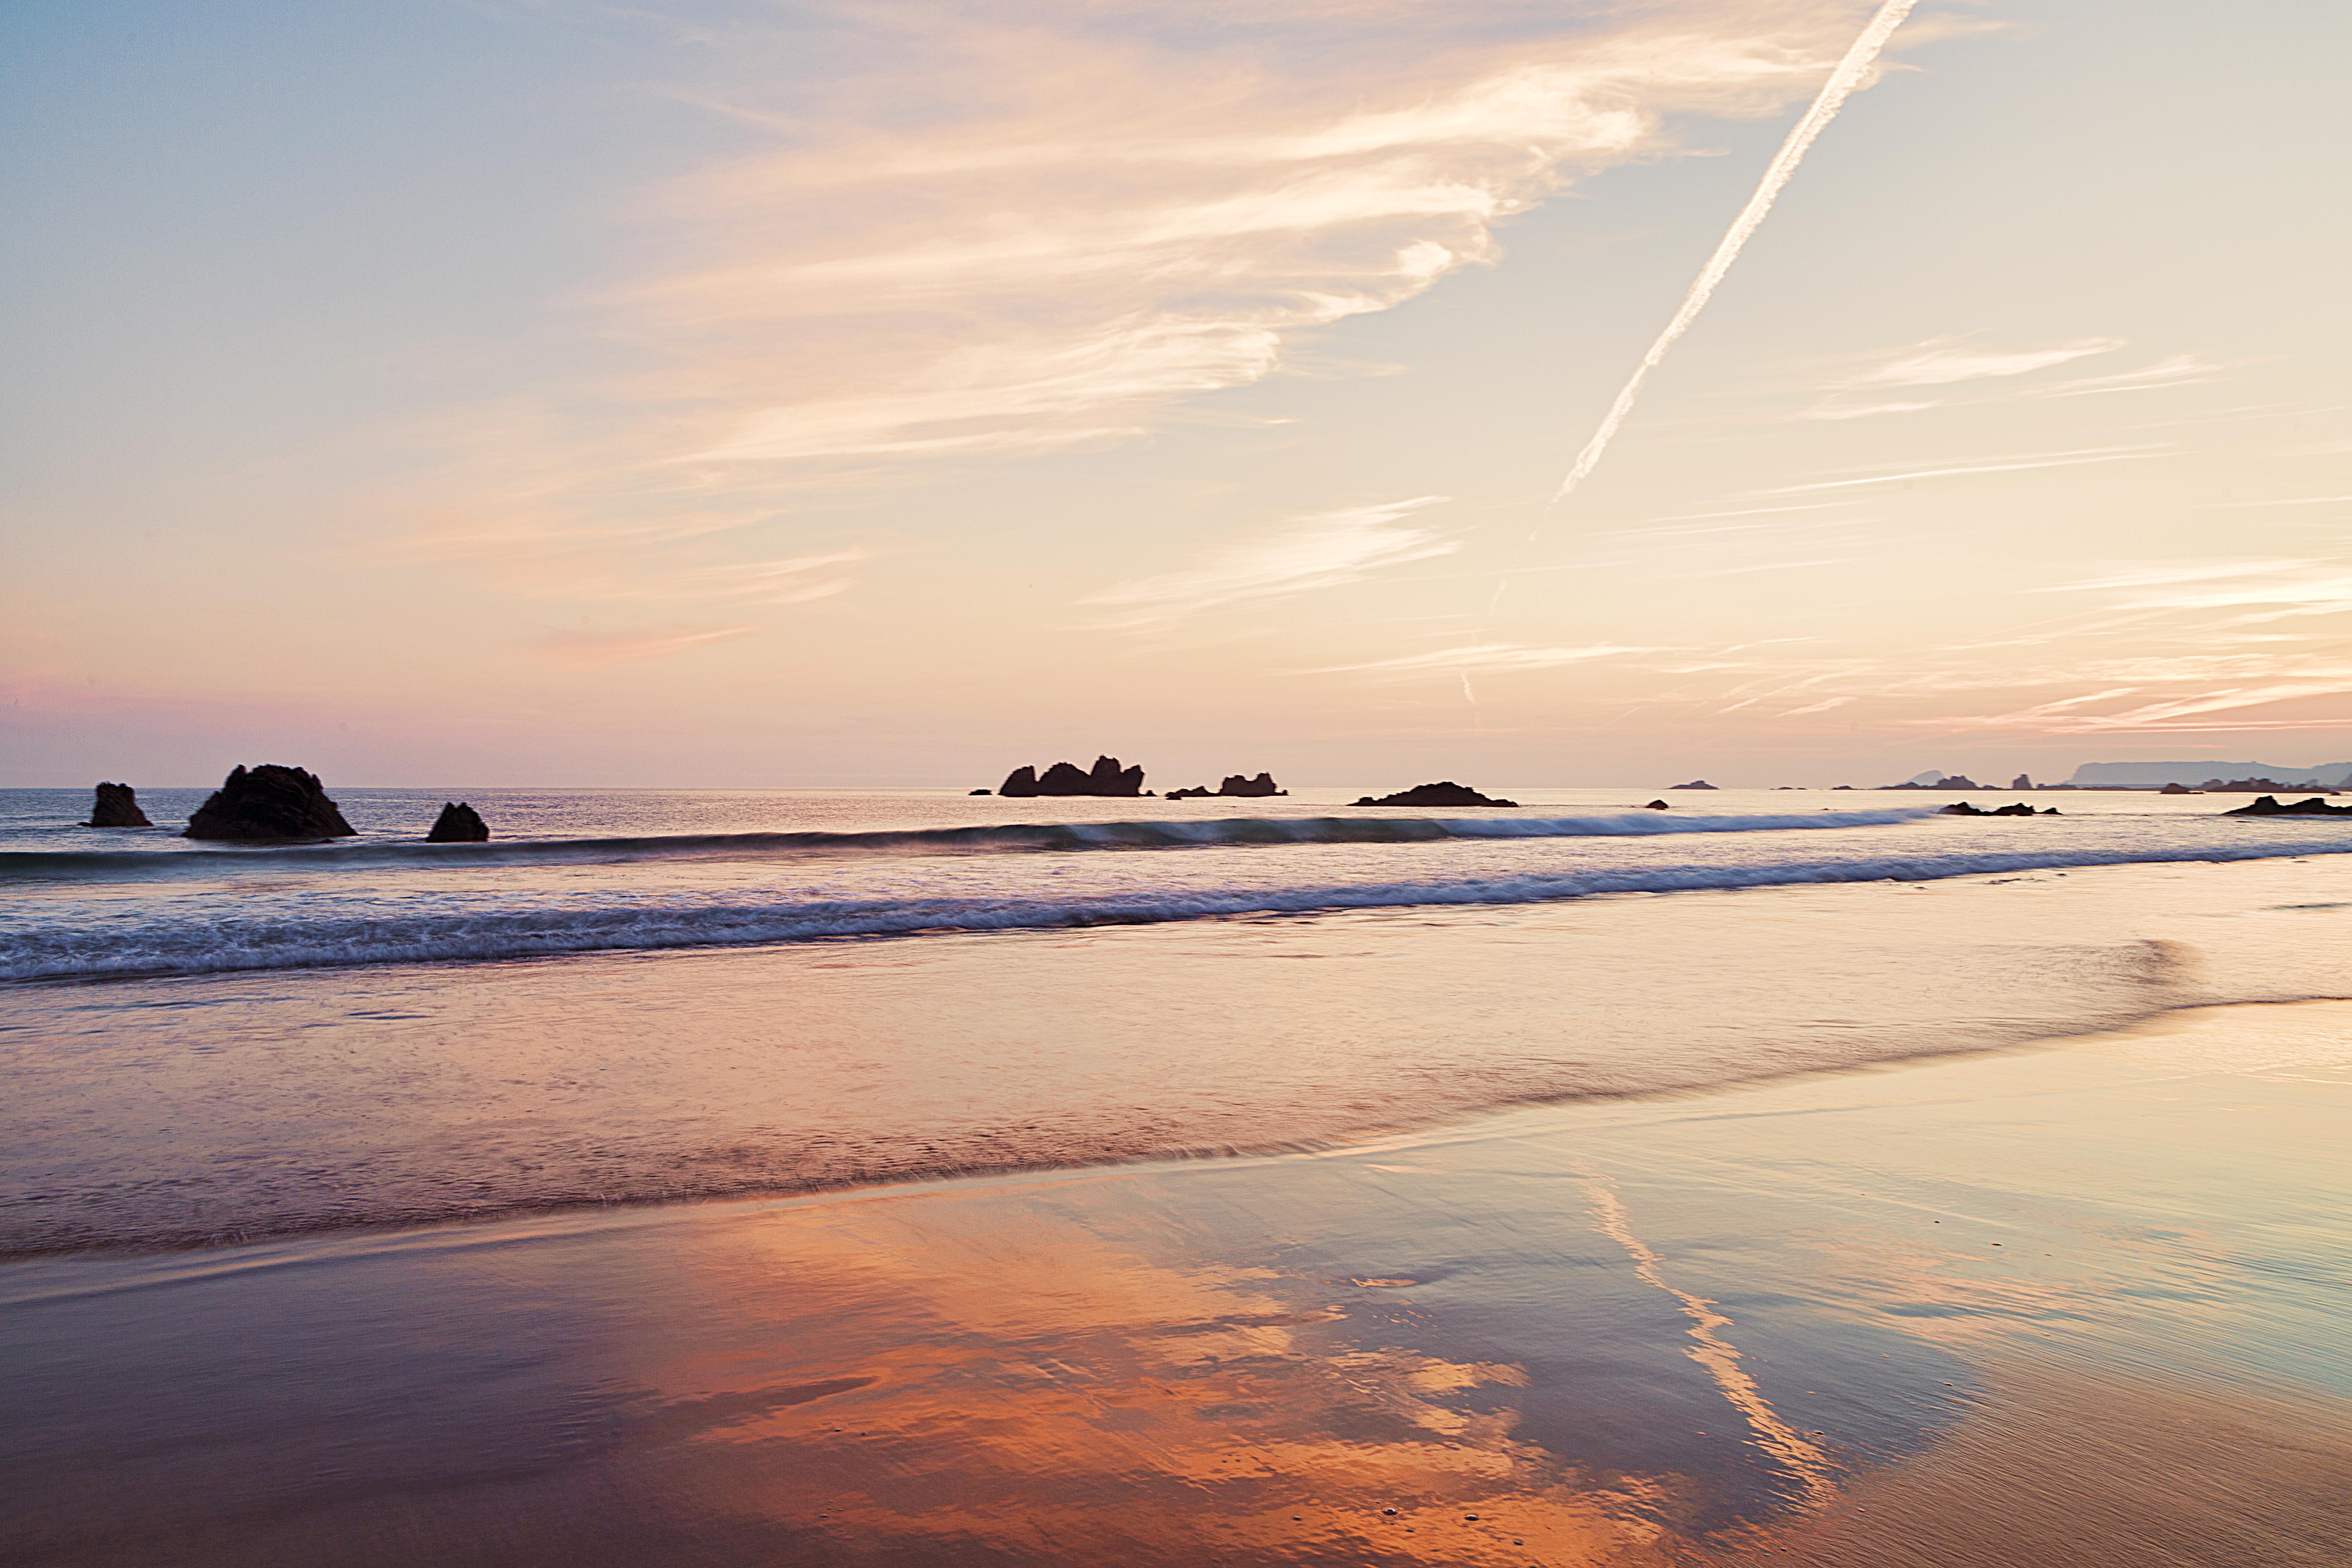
xmin=1643 ymin=799 xmax=1669 ymax=810
xmin=1351 ymin=781 xmax=1519 ymax=809
xmin=426 ymin=802 xmax=489 ymax=842
xmin=1166 ymin=785 xmax=1212 ymax=800
xmin=1938 ymin=800 xmax=2059 ymax=817
xmin=83 ymin=782 xmax=152 ymax=828
xmin=184 ymin=765 xmax=357 ymax=842
xmin=969 ymin=788 xmax=992 ymax=796
xmin=2221 ymin=794 xmax=2352 ymax=817
xmin=999 ymin=756 xmax=1145 ymax=797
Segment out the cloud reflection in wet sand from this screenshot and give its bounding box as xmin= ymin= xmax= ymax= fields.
xmin=633 ymin=1181 xmax=1696 ymax=1564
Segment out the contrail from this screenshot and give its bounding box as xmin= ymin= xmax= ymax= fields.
xmin=1550 ymin=0 xmax=1918 ymax=505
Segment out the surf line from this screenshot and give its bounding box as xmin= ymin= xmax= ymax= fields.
xmin=1581 ymin=1171 xmax=1839 ymax=1505
xmin=1467 ymin=0 xmax=1918 ymax=699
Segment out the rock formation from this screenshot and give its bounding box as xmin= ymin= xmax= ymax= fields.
xmin=1890 ymin=775 xmax=1982 ymax=790
xmin=83 ymin=782 xmax=151 ymax=828
xmin=2221 ymin=795 xmax=2352 ymax=817
xmin=183 ymin=765 xmax=358 ymax=842
xmin=2011 ymin=774 xmax=2033 ymax=790
xmin=1668 ymin=779 xmax=1717 ymax=790
xmin=999 ymin=756 xmax=1145 ymax=797
xmin=1938 ymin=801 xmax=2059 ymax=816
xmin=1352 ymin=781 xmax=1519 ymax=808
xmin=2159 ymin=782 xmax=2200 ymax=795
xmin=426 ymin=802 xmax=489 ymax=842
xmin=1167 ymin=771 xmax=1287 ymax=801
xmin=1643 ymin=800 xmax=1669 ymax=810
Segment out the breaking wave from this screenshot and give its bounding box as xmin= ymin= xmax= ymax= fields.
xmin=9 ymin=833 xmax=2351 ymax=983
xmin=0 ymin=808 xmax=1932 ymax=882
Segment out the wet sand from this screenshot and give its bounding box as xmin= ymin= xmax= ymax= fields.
xmin=5 ymin=1002 xmax=2349 ymax=1565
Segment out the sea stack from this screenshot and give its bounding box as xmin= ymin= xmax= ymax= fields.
xmin=426 ymin=802 xmax=489 ymax=842
xmin=83 ymin=782 xmax=152 ymax=828
xmin=1352 ymin=781 xmax=1519 ymax=808
xmin=183 ymin=765 xmax=358 ymax=842
xmin=998 ymin=756 xmax=1145 ymax=797
xmin=1218 ymin=773 xmax=1285 ymax=798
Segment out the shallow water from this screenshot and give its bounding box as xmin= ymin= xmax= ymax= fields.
xmin=3 ymin=784 xmax=2349 ymax=1253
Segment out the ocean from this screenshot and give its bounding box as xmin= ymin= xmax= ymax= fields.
xmin=4 ymin=784 xmax=2348 ymax=1258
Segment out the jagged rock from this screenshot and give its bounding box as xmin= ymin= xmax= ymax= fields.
xmin=1352 ymin=781 xmax=1519 ymax=808
xmin=1219 ymin=773 xmax=1286 ymax=798
xmin=2011 ymin=774 xmax=2033 ymax=790
xmin=1669 ymin=779 xmax=1717 ymax=790
xmin=427 ymin=802 xmax=489 ymax=842
xmin=2222 ymin=794 xmax=2352 ymax=817
xmin=1000 ymin=756 xmax=1144 ymax=797
xmin=83 ymin=782 xmax=151 ymax=828
xmin=184 ymin=765 xmax=357 ymax=842
xmin=1644 ymin=800 xmax=1669 ymax=810
xmin=1939 ymin=800 xmax=2059 ymax=817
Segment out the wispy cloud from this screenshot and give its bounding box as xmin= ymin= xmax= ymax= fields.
xmin=1761 ymin=444 xmax=2169 ymax=494
xmin=528 ymin=624 xmax=758 ymax=668
xmin=1082 ymin=497 xmax=1456 ymax=631
xmin=1305 ymin=642 xmax=1660 ymax=677
xmin=393 ymin=0 xmax=1906 ymax=607
xmin=1796 ymin=340 xmax=2218 ymax=420
xmin=1846 ymin=335 xmax=2124 ymax=389
xmin=2028 ymin=353 xmax=2219 ymax=399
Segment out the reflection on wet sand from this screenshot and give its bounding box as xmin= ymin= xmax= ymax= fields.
xmin=1702 ymin=1357 xmax=2352 ymax=1568
xmin=635 ymin=1180 xmax=1696 ymax=1565
xmin=1581 ymin=1174 xmax=1837 ymax=1506
xmin=5 ymin=1004 xmax=2349 ymax=1566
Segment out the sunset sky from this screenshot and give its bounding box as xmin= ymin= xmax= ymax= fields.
xmin=6 ymin=0 xmax=2349 ymax=787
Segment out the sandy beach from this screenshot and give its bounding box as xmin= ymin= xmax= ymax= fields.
xmin=8 ymin=998 xmax=2346 ymax=1566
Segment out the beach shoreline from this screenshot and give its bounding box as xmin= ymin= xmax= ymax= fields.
xmin=6 ymin=999 xmax=2348 ymax=1565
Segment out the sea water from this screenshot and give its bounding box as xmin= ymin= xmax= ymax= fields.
xmin=3 ymin=786 xmax=2348 ymax=1254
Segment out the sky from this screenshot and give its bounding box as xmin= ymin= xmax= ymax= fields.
xmin=5 ymin=0 xmax=2350 ymax=788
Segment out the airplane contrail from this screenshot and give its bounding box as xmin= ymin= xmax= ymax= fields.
xmin=1550 ymin=0 xmax=1919 ymax=506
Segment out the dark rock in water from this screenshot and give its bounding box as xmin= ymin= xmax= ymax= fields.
xmin=2159 ymin=782 xmax=2199 ymax=795
xmin=1939 ymin=800 xmax=2059 ymax=817
xmin=184 ymin=764 xmax=357 ymax=842
xmin=969 ymin=788 xmax=992 ymax=796
xmin=1644 ymin=799 xmax=1669 ymax=810
xmin=2012 ymin=774 xmax=2034 ymax=790
xmin=1669 ymin=779 xmax=1717 ymax=790
xmin=427 ymin=802 xmax=489 ymax=842
xmin=1218 ymin=772 xmax=1286 ymax=798
xmin=1167 ymin=772 xmax=1287 ymax=800
xmin=2222 ymin=794 xmax=2352 ymax=817
xmin=83 ymin=782 xmax=151 ymax=828
xmin=1351 ymin=781 xmax=1519 ymax=809
xmin=1000 ymin=756 xmax=1145 ymax=797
